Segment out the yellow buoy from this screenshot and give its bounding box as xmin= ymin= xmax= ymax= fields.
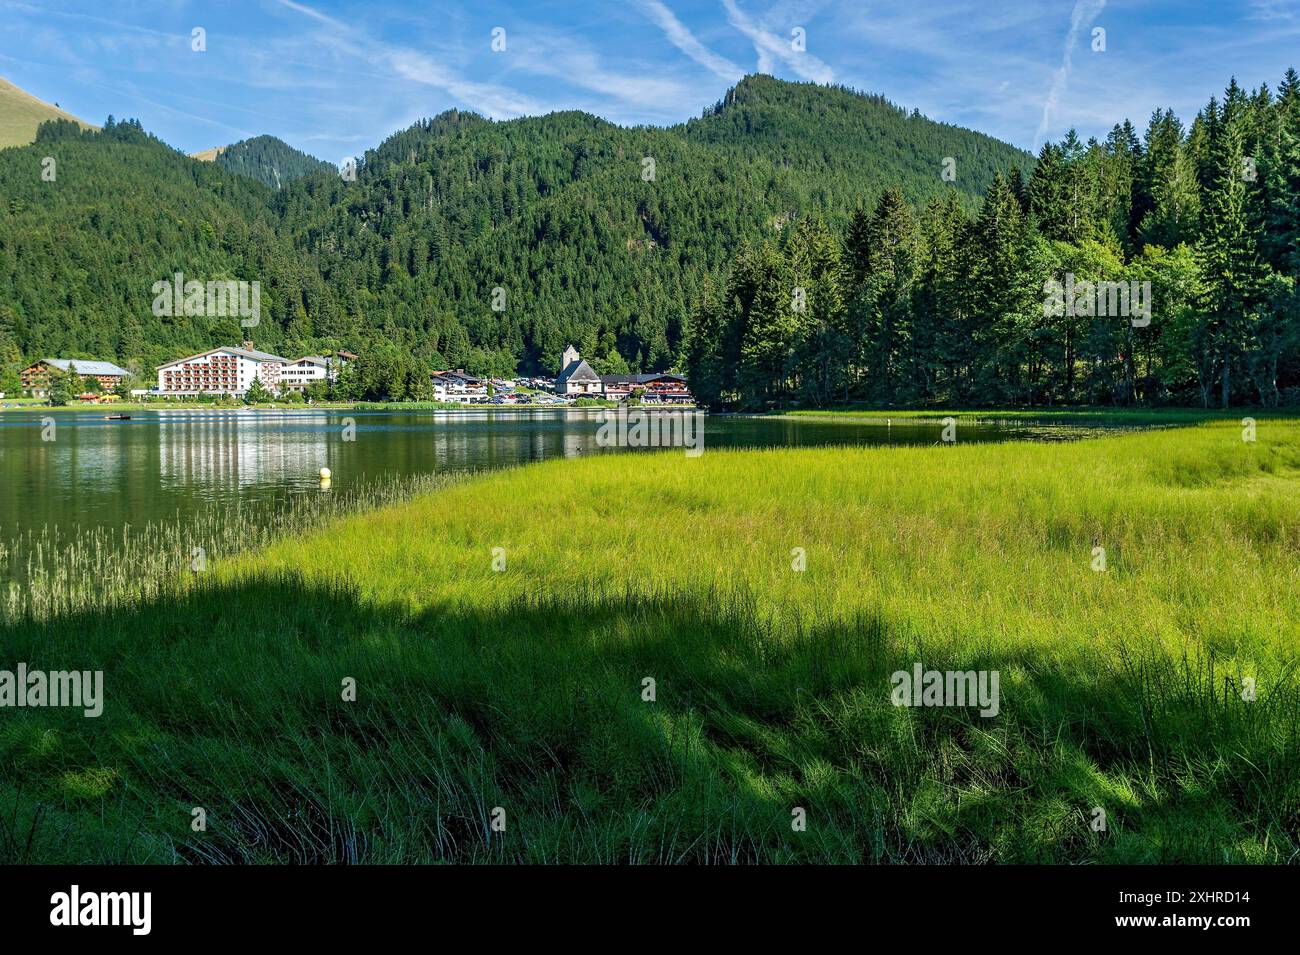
xmin=319 ymin=467 xmax=332 ymax=480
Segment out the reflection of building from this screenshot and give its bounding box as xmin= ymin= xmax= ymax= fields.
xmin=22 ymin=358 xmax=131 ymax=396
xmin=555 ymin=345 xmax=602 ymax=395
xmin=156 ymin=345 xmax=286 ymax=396
xmin=156 ymin=413 xmax=331 ymax=488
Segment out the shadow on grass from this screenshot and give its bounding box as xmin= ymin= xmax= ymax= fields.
xmin=0 ymin=573 xmax=1296 ymax=864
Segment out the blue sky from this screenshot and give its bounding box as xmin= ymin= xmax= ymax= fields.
xmin=2 ymin=0 xmax=1299 ymax=162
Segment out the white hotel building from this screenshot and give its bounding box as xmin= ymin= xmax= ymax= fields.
xmin=156 ymin=346 xmax=287 ymax=396
xmin=156 ymin=347 xmax=351 ymax=397
xmin=279 ymin=356 xmax=345 ymax=393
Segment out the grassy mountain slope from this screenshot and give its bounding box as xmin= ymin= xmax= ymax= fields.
xmin=190 ymin=145 xmax=226 ymax=162
xmin=0 ymin=76 xmax=95 ymax=149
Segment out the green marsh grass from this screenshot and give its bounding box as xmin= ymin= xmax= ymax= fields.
xmin=0 ymin=473 xmax=455 ymax=621
xmin=1 ymin=420 xmax=1298 ymax=862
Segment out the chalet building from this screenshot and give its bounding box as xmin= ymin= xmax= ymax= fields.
xmin=155 ymin=344 xmax=287 ymax=396
xmin=555 ymin=345 xmax=602 ymax=395
xmin=430 ymin=370 xmax=487 ymax=402
xmin=599 ymin=372 xmax=694 ymax=405
xmin=21 ymin=358 xmax=131 ymax=397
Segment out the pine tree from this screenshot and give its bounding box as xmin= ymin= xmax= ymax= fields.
xmin=1139 ymin=110 xmax=1200 ymax=248
xmin=1198 ymin=99 xmax=1267 ymax=407
xmin=733 ymin=243 xmax=794 ymax=407
xmin=783 ymin=215 xmax=844 ymax=405
xmin=244 ymin=374 xmax=272 ymax=404
xmin=1268 ymin=68 xmax=1300 ymax=277
xmin=1028 ymin=143 xmax=1070 ymax=240
xmin=684 ymin=274 xmax=731 ymax=407
xmin=855 ymin=189 xmax=919 ymax=402
xmin=1008 ymin=167 xmax=1029 ymax=214
xmin=914 ymin=192 xmax=969 ymax=402
xmin=965 ymin=173 xmax=1035 ymax=402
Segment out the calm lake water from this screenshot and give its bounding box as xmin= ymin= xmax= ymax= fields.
xmin=0 ymin=409 xmax=1096 ymax=534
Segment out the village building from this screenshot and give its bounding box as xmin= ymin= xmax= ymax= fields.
xmin=155 ymin=344 xmax=287 ymax=396
xmin=555 ymin=345 xmax=602 ymax=395
xmin=599 ymin=372 xmax=694 ymax=405
xmin=279 ymin=355 xmax=347 ymax=392
xmin=21 ymin=358 xmax=131 ymax=397
xmin=430 ymin=370 xmax=488 ymax=402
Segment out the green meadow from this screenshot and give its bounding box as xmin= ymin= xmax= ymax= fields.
xmin=1 ymin=419 xmax=1298 ymax=863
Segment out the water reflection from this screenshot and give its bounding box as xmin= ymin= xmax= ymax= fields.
xmin=0 ymin=409 xmax=1095 ymax=535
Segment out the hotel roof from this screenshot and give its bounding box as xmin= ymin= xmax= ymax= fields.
xmin=156 ymin=346 xmax=288 ymax=370
xmin=38 ymin=358 xmax=132 ymax=377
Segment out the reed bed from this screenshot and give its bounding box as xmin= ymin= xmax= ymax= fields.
xmin=0 ymin=472 xmax=456 ymax=623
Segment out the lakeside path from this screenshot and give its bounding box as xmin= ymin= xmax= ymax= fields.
xmin=3 ymin=419 xmax=1298 ymax=862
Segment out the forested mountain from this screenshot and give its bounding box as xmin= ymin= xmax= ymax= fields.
xmin=197 ymin=135 xmax=334 ymax=189
xmin=0 ymin=118 xmax=334 ymax=382
xmin=0 ymin=75 xmax=1028 ymax=391
xmin=273 ymin=75 xmax=1029 ymax=377
xmin=18 ymin=71 xmax=1298 ymax=409
xmin=689 ymin=71 xmax=1300 ymax=409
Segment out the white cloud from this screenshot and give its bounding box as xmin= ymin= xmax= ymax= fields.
xmin=507 ymin=31 xmax=694 ymax=113
xmin=1034 ymin=0 xmax=1107 ymax=149
xmin=639 ymin=0 xmax=744 ymax=83
xmin=276 ymin=0 xmax=544 ymax=119
xmin=721 ymin=0 xmax=834 ymax=84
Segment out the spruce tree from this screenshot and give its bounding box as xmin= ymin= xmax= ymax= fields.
xmin=244 ymin=375 xmax=272 ymax=404
xmin=1198 ymin=99 xmax=1267 ymax=407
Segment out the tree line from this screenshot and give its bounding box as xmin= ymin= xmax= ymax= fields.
xmin=687 ymin=72 xmax=1300 ymax=409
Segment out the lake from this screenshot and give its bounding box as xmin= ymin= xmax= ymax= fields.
xmin=0 ymin=408 xmax=1099 ymax=535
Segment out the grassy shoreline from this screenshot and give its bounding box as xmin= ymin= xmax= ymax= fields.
xmin=2 ymin=420 xmax=1298 ymax=862
xmin=773 ymin=407 xmax=1294 ymax=425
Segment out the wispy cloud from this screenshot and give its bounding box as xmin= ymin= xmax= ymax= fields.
xmin=639 ymin=0 xmax=744 ymax=83
xmin=4 ymin=0 xmax=1299 ymax=164
xmin=510 ymin=38 xmax=694 ymax=116
xmin=721 ymin=0 xmax=834 ymax=84
xmin=1034 ymin=0 xmax=1106 ymax=149
xmin=1248 ymin=0 xmax=1300 ymax=20
xmin=276 ymin=0 xmax=544 ymax=119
